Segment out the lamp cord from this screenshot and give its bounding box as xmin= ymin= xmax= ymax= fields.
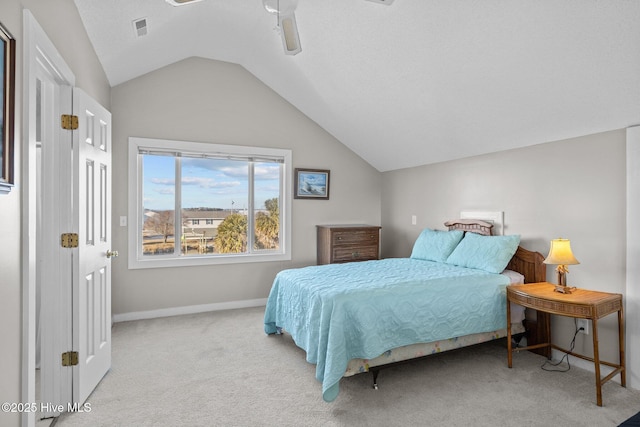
xmin=540 ymin=319 xmax=582 ymax=372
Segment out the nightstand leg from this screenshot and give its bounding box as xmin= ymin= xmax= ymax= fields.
xmin=544 ymin=312 xmax=551 ymax=359
xmin=592 ymin=317 xmax=602 ymax=406
xmin=507 ymin=300 xmax=512 ymax=368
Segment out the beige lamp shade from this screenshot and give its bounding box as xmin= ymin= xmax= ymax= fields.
xmin=543 ymin=238 xmax=580 ymax=265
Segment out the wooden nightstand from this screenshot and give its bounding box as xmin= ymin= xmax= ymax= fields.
xmin=506 ymin=282 xmax=625 ymax=406
xmin=316 ymin=225 xmax=381 ymax=265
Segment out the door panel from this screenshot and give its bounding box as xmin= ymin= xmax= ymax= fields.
xmin=73 ymin=88 xmax=112 ymax=404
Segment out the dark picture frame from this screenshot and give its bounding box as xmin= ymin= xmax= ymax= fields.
xmin=0 ymin=22 xmax=16 ymax=194
xmin=294 ymin=168 xmax=330 ymax=200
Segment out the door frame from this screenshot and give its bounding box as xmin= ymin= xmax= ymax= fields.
xmin=21 ymin=10 xmax=75 ymax=427
xmin=627 ymin=125 xmax=640 ymax=391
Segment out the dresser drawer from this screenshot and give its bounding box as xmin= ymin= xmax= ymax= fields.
xmin=332 ymin=244 xmax=379 ymax=262
xmin=332 ymin=230 xmax=379 ymax=246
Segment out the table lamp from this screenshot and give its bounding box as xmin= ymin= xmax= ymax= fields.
xmin=543 ymin=238 xmax=580 ymax=293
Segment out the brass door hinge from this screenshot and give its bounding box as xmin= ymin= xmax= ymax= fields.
xmin=61 ymin=233 xmax=79 ymax=248
xmin=61 ymin=351 xmax=79 ymax=367
xmin=61 ymin=114 xmax=79 ymax=130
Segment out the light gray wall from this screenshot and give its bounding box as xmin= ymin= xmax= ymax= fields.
xmin=381 ymin=129 xmax=627 ymax=363
xmin=0 ymin=1 xmax=110 ymax=426
xmin=110 ymin=57 xmax=381 ymax=315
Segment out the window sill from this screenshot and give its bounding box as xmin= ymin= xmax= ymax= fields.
xmin=128 ymin=251 xmax=291 ymax=269
xmin=0 ymin=182 xmax=14 ymax=194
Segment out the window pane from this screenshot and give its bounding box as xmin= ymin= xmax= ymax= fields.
xmin=180 ymin=157 xmax=248 ymax=256
xmin=142 ymin=154 xmax=176 ymax=256
xmin=254 ymin=162 xmax=281 ymax=251
xmin=130 ymin=136 xmax=291 ymax=268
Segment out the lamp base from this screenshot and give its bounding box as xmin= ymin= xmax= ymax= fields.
xmin=554 ymin=269 xmax=576 ymax=293
xmin=554 ymin=284 xmax=576 ymax=294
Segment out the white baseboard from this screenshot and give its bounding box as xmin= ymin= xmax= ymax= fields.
xmin=112 ymin=298 xmax=268 ymax=323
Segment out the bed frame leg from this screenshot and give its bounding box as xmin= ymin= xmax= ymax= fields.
xmin=371 ymin=369 xmax=379 ymax=390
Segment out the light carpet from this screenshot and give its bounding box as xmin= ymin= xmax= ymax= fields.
xmin=55 ymin=307 xmax=640 ymax=427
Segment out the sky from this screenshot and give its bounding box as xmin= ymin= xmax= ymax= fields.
xmin=142 ymin=155 xmax=280 ymax=211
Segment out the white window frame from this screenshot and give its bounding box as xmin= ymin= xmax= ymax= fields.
xmin=128 ymin=137 xmax=292 ymax=269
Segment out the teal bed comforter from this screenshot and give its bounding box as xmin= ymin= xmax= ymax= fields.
xmin=263 ymin=258 xmax=510 ymax=402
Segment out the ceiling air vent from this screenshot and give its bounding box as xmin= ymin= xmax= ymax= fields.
xmin=132 ymin=18 xmax=148 ymax=37
xmin=365 ymin=0 xmax=395 ymax=4
xmin=165 ymin=0 xmax=204 ymax=6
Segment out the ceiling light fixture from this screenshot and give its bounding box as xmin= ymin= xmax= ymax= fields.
xmin=263 ymin=0 xmax=302 ymax=56
xmin=165 ymin=0 xmax=204 ymax=6
xmin=365 ymin=0 xmax=395 ymax=4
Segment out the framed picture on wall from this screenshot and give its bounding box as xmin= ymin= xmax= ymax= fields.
xmin=0 ymin=21 xmax=16 ymax=194
xmin=294 ymin=168 xmax=330 ymax=200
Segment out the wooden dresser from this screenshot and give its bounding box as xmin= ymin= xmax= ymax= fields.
xmin=316 ymin=224 xmax=381 ymax=265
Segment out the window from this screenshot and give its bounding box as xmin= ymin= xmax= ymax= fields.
xmin=128 ymin=137 xmax=291 ymax=269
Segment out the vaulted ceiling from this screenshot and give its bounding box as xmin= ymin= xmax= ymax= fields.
xmin=74 ymin=0 xmax=640 ymax=172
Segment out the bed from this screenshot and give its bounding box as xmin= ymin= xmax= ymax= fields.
xmin=263 ymin=220 xmax=546 ymax=402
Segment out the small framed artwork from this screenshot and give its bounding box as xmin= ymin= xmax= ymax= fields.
xmin=0 ymin=22 xmax=16 ymax=194
xmin=294 ymin=168 xmax=330 ymax=200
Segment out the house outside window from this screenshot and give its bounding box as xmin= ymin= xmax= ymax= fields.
xmin=128 ymin=137 xmax=292 ymax=269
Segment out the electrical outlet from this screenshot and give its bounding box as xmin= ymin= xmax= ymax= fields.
xmin=119 ymin=216 xmax=127 ymax=227
xmin=411 ymin=215 xmax=417 ymax=225
xmin=577 ymin=318 xmax=589 ymax=335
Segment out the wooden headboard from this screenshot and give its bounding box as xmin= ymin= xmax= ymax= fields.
xmin=444 ymin=219 xmax=546 ymax=284
xmin=506 ymin=247 xmax=546 ymax=284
